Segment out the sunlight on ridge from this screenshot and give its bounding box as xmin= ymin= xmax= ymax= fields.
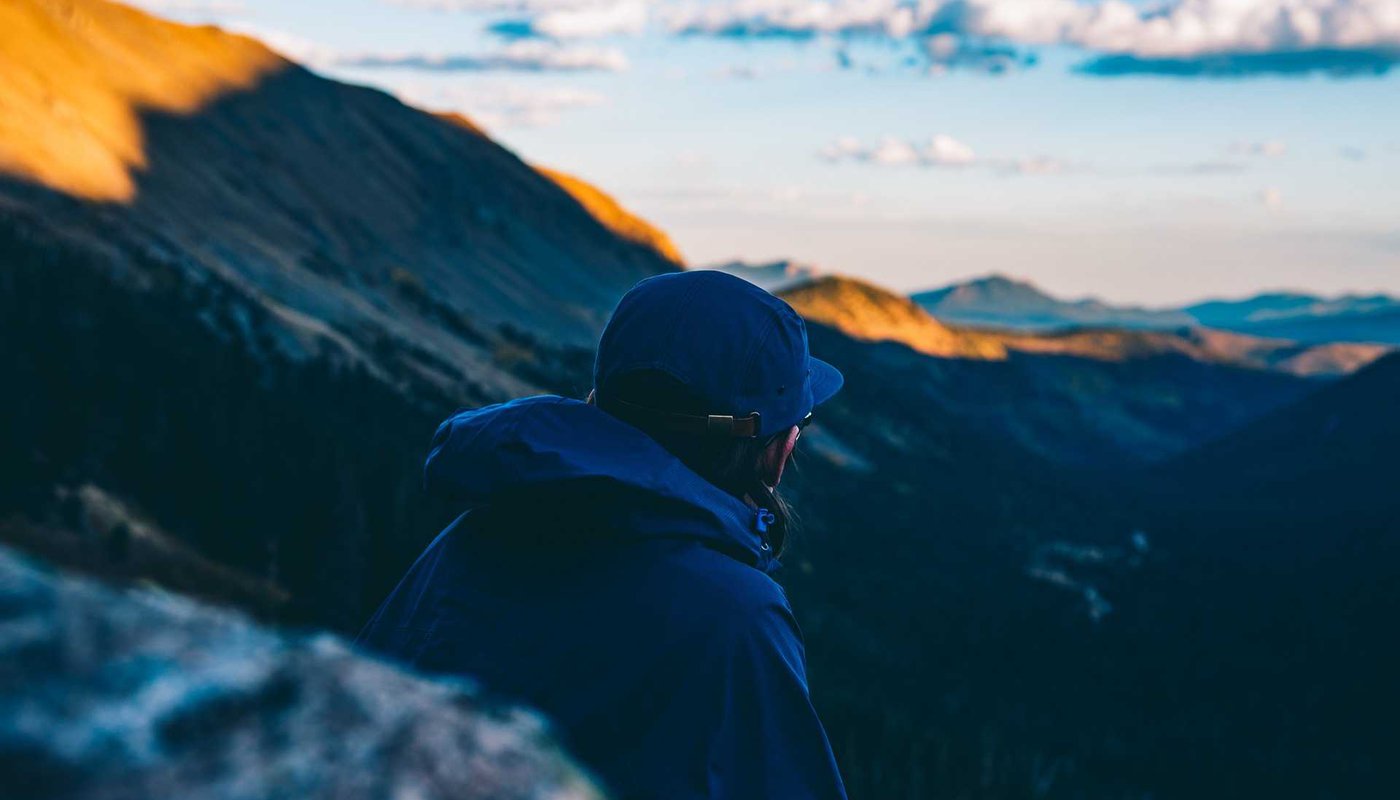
xmin=0 ymin=0 xmax=285 ymax=202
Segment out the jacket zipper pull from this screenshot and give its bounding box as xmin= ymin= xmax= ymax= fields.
xmin=754 ymin=508 xmax=775 ymax=552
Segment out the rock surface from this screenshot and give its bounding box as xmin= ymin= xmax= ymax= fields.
xmin=0 ymin=546 xmax=604 ymax=800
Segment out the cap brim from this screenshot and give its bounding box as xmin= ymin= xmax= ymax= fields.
xmin=809 ymin=357 xmax=844 ymax=407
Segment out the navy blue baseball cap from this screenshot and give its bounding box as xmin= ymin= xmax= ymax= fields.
xmin=594 ymin=270 xmax=843 ymax=438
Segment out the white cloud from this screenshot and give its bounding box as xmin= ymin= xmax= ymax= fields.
xmin=923 ymin=133 xmax=977 ymax=165
xmin=393 ymin=83 xmax=607 ymax=128
xmin=820 ymin=134 xmax=1077 ymax=174
xmin=387 ymin=0 xmax=651 ymax=38
xmin=820 ymin=134 xmax=977 ymax=167
xmin=1259 ymin=186 xmax=1285 ymax=209
xmin=524 ymin=0 xmax=650 ymax=37
xmin=669 ymin=0 xmax=1400 ymax=76
xmin=667 ymin=0 xmax=921 ymax=38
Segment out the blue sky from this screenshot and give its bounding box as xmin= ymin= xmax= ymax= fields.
xmin=134 ymin=0 xmax=1400 ymax=305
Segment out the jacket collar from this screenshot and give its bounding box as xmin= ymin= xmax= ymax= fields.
xmin=424 ymin=396 xmax=779 ymax=573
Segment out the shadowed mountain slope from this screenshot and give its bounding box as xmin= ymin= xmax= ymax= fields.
xmin=1186 ymin=294 xmax=1400 ymax=345
xmin=1156 ymin=351 xmax=1400 ymax=528
xmin=0 ymin=0 xmax=676 ymax=391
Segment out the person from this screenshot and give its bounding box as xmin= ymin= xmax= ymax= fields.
xmin=356 ymin=270 xmax=848 ymax=799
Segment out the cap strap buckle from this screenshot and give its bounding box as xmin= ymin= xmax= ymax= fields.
xmin=606 ymin=397 xmax=762 ymax=438
xmin=707 ymin=415 xmax=737 ymax=435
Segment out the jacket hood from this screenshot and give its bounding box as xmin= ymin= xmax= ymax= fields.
xmin=424 ymin=396 xmax=780 ymax=573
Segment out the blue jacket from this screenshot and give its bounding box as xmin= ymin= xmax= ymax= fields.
xmin=356 ymin=396 xmax=847 ymax=800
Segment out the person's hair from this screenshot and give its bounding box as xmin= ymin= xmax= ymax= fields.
xmin=595 ymin=370 xmax=796 ymax=556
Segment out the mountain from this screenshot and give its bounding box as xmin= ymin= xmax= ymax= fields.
xmin=782 ymin=273 xmax=1388 ymax=380
xmin=1155 ymin=351 xmax=1400 ymax=529
xmin=0 ymin=0 xmax=676 ymax=394
xmin=1184 ymin=292 xmax=1400 ymax=344
xmin=780 ymin=275 xmax=999 ymax=358
xmin=915 ymin=275 xmax=1400 ymax=346
xmin=539 ymin=166 xmax=684 ymax=265
xmin=711 ymin=258 xmax=823 ymax=292
xmin=913 ymin=274 xmax=1194 ymax=331
xmin=777 ymin=274 xmax=1319 ymax=465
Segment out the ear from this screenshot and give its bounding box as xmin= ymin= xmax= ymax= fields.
xmin=759 ymin=426 xmax=800 ymax=488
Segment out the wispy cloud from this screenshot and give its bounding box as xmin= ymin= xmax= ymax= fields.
xmin=819 ymin=134 xmax=1070 ymax=174
xmin=336 ymin=41 xmax=629 ymax=72
xmin=820 ymin=135 xmax=976 ymax=166
xmin=667 ymin=0 xmax=1400 ymax=78
xmin=1259 ymin=186 xmax=1285 ymax=210
xmin=394 ymin=83 xmax=607 ymax=128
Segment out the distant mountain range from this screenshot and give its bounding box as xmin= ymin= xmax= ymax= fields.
xmin=912 ymin=274 xmax=1400 ymax=345
xmin=711 ymin=259 xmax=823 ymax=292
xmin=913 ymin=274 xmax=1195 ymax=331
xmin=719 ymin=267 xmax=1391 ymax=380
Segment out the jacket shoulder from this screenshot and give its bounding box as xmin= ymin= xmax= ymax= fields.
xmin=652 ymin=540 xmax=793 ymax=623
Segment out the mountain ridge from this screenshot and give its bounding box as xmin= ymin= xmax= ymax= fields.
xmin=0 ymin=0 xmax=678 ymax=391
xmin=913 ymin=273 xmax=1400 ymax=344
xmin=769 ymin=270 xmax=1389 ymax=379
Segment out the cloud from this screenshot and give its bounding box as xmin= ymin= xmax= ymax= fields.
xmin=1230 ymin=139 xmax=1289 ymax=157
xmin=820 ymin=135 xmax=977 ymax=166
xmin=226 ymin=22 xmax=629 ymax=73
xmin=336 ymin=41 xmax=630 ymax=72
xmin=668 ymin=0 xmax=1400 ymax=77
xmin=668 ymin=0 xmax=921 ymax=39
xmin=385 ymin=0 xmax=650 ymax=39
xmin=818 ymin=135 xmax=1073 ymax=173
xmin=393 ymin=83 xmax=607 ymax=128
xmin=920 ymin=34 xmax=1037 ymax=74
xmin=490 ymin=0 xmax=649 ymax=38
xmin=1259 ymin=186 xmax=1285 ymax=209
xmin=1077 ymin=47 xmax=1400 ymax=77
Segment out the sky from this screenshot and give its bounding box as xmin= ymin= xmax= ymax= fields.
xmin=131 ymin=0 xmax=1400 ymax=305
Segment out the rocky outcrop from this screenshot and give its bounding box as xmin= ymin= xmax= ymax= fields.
xmin=0 ymin=547 xmax=604 ymax=800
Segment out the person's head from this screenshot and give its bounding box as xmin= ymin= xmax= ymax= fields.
xmin=591 ymin=271 xmax=842 ymax=554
